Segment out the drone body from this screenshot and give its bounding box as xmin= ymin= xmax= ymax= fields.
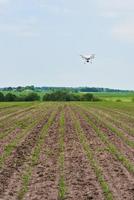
xmin=80 ymin=54 xmax=95 ymax=63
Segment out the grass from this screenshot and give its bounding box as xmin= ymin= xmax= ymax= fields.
xmin=94 ymin=92 xmax=134 ymax=102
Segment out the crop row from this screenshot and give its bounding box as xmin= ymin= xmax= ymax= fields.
xmin=0 ymin=102 xmax=134 ymax=200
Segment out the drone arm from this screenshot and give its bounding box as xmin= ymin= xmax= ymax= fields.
xmin=80 ymin=55 xmax=85 ymax=59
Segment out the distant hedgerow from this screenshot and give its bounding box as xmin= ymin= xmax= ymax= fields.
xmin=43 ymin=91 xmax=100 ymax=102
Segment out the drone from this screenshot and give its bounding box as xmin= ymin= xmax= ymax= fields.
xmin=80 ymin=53 xmax=95 ymax=64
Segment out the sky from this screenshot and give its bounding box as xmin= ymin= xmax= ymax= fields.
xmin=0 ymin=0 xmax=134 ymax=89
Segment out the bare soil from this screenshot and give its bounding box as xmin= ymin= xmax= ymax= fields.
xmin=0 ymin=110 xmax=52 ymax=197
xmin=24 ymin=111 xmax=60 ymax=200
xmin=64 ymin=107 xmax=104 ymax=200
xmin=82 ymin=108 xmax=134 ymax=164
xmin=0 ymin=103 xmax=134 ymax=200
xmin=74 ymin=107 xmax=134 ymax=200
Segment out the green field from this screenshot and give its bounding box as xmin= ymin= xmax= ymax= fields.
xmin=94 ymin=92 xmax=134 ymax=102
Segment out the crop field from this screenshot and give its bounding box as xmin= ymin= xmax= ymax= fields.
xmin=94 ymin=92 xmax=134 ymax=102
xmin=0 ymin=101 xmax=134 ymax=200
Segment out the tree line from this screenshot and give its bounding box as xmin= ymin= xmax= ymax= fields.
xmin=0 ymin=92 xmax=40 ymax=102
xmin=0 ymin=91 xmax=100 ymax=102
xmin=0 ymin=86 xmax=132 ymax=93
xmin=43 ymin=91 xmax=100 ymax=101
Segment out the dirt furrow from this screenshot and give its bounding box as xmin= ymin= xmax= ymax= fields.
xmin=97 ymin=107 xmax=134 ymax=127
xmin=1 ymin=109 xmax=59 ymax=200
xmin=0 ymin=107 xmax=18 ymax=117
xmin=79 ymin=107 xmax=134 ymax=165
xmin=90 ymin=108 xmax=134 ymax=139
xmin=0 ymin=128 xmax=21 ymax=155
xmin=90 ymin=108 xmax=134 ymax=137
xmin=0 ymin=109 xmax=52 ymax=197
xmin=0 ymin=105 xmax=36 ymax=122
xmin=74 ymin=107 xmax=134 ymax=200
xmin=23 ymin=110 xmax=60 ymax=200
xmin=64 ymin=107 xmax=104 ymax=200
xmin=0 ymin=105 xmax=38 ymax=132
xmin=0 ymin=106 xmax=50 ymax=156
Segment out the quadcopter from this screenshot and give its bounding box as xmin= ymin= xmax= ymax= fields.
xmin=80 ymin=53 xmax=95 ymax=64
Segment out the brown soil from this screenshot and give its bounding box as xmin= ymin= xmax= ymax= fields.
xmin=0 ymin=104 xmax=134 ymax=200
xmin=64 ymin=107 xmax=104 ymax=200
xmin=81 ymin=108 xmax=134 ymax=165
xmin=0 ymin=106 xmax=49 ymax=156
xmin=74 ymin=107 xmax=134 ymax=200
xmin=23 ymin=111 xmax=60 ymax=200
xmin=0 ymin=106 xmax=35 ymax=122
xmin=0 ymin=105 xmax=39 ymax=132
xmin=0 ymin=110 xmax=52 ymax=197
xmin=0 ymin=128 xmax=21 ymax=155
xmin=90 ymin=108 xmax=134 ymax=139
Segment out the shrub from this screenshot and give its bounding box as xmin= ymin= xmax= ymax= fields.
xmin=81 ymin=93 xmax=94 ymax=101
xmin=16 ymin=95 xmax=26 ymax=101
xmin=5 ymin=93 xmax=17 ymax=101
xmin=131 ymin=98 xmax=134 ymax=102
xmin=43 ymin=91 xmax=100 ymax=102
xmin=0 ymin=92 xmax=4 ymax=101
xmin=24 ymin=92 xmax=40 ymax=101
xmin=92 ymin=96 xmax=102 ymax=102
xmin=116 ymin=99 xmax=122 ymax=102
xmin=43 ymin=91 xmax=71 ymax=101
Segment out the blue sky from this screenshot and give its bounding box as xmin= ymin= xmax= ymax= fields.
xmin=0 ymin=0 xmax=134 ymax=89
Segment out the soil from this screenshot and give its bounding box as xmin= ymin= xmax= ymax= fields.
xmin=76 ymin=106 xmax=134 ymax=165
xmin=63 ymin=107 xmax=104 ymax=200
xmin=74 ymin=107 xmax=134 ymax=200
xmin=23 ymin=111 xmax=61 ymax=200
xmin=0 ymin=110 xmax=52 ymax=198
xmin=0 ymin=103 xmax=134 ymax=200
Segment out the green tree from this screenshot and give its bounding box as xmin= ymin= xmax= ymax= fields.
xmin=0 ymin=92 xmax=4 ymax=101
xmin=81 ymin=93 xmax=94 ymax=101
xmin=5 ymin=93 xmax=17 ymax=101
xmin=16 ymin=86 xmax=24 ymax=92
xmin=24 ymin=92 xmax=40 ymax=101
